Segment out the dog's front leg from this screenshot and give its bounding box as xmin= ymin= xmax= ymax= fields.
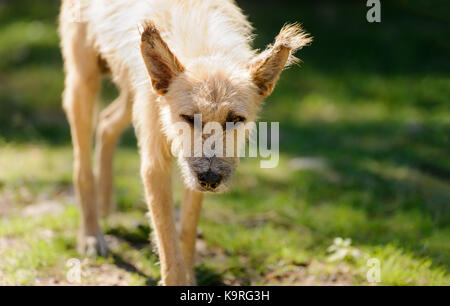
xmin=141 ymin=163 xmax=187 ymax=285
xmin=180 ymin=188 xmax=203 ymax=285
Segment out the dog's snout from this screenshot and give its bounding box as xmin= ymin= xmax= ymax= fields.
xmin=198 ymin=171 xmax=222 ymax=190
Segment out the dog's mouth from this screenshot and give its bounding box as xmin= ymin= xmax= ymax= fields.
xmin=195 ymin=183 xmax=228 ymax=193
xmin=197 ymin=184 xmax=220 ymax=193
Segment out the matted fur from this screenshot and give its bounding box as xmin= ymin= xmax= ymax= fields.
xmin=59 ymin=0 xmax=311 ymax=285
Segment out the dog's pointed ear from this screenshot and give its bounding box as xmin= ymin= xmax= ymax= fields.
xmin=140 ymin=21 xmax=185 ymax=95
xmin=249 ymin=23 xmax=312 ymax=98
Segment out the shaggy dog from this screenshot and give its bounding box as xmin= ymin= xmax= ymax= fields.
xmin=59 ymin=0 xmax=311 ymax=285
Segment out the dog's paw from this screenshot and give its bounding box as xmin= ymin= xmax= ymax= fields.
xmin=78 ymin=232 xmax=109 ymax=257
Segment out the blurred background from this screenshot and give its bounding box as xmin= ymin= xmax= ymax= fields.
xmin=0 ymin=0 xmax=449 ymax=285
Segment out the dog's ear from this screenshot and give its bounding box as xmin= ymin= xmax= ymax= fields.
xmin=141 ymin=21 xmax=185 ymax=95
xmin=249 ymin=23 xmax=312 ymax=98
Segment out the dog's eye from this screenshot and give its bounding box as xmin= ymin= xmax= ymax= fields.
xmin=180 ymin=114 xmax=195 ymax=125
xmin=230 ymin=116 xmax=246 ymax=124
xmin=224 ymin=114 xmax=246 ymax=130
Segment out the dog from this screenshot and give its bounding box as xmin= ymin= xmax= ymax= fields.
xmin=59 ymin=0 xmax=311 ymax=285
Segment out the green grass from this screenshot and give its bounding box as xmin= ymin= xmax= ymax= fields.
xmin=0 ymin=0 xmax=449 ymax=285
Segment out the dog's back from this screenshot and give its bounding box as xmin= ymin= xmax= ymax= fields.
xmin=60 ymin=0 xmax=256 ymax=90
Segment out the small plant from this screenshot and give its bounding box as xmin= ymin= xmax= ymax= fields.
xmin=327 ymin=237 xmax=363 ymax=262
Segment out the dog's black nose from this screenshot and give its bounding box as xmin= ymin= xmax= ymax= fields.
xmin=198 ymin=171 xmax=222 ymax=190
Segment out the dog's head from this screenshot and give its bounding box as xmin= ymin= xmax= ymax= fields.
xmin=140 ymin=21 xmax=311 ymax=193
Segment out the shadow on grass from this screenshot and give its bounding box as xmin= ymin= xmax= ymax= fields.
xmin=111 ymin=253 xmax=157 ymax=286
xmin=106 ymin=224 xmax=151 ymax=249
xmin=196 ymin=265 xmax=226 ymax=286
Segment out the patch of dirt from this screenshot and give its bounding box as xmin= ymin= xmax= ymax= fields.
xmin=0 ymin=185 xmax=75 ymax=217
xmin=0 ymin=191 xmax=15 ymax=216
xmin=262 ymin=261 xmax=359 ymax=286
xmin=0 ymin=237 xmax=22 ymax=255
xmin=36 ymin=261 xmax=136 ymax=286
xmin=22 ymin=200 xmax=64 ymax=217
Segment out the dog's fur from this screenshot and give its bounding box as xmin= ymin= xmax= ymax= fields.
xmin=59 ymin=0 xmax=311 ymax=285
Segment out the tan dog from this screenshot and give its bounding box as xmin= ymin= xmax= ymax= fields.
xmin=59 ymin=0 xmax=311 ymax=285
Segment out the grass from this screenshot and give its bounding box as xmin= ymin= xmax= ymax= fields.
xmin=0 ymin=0 xmax=449 ymax=285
